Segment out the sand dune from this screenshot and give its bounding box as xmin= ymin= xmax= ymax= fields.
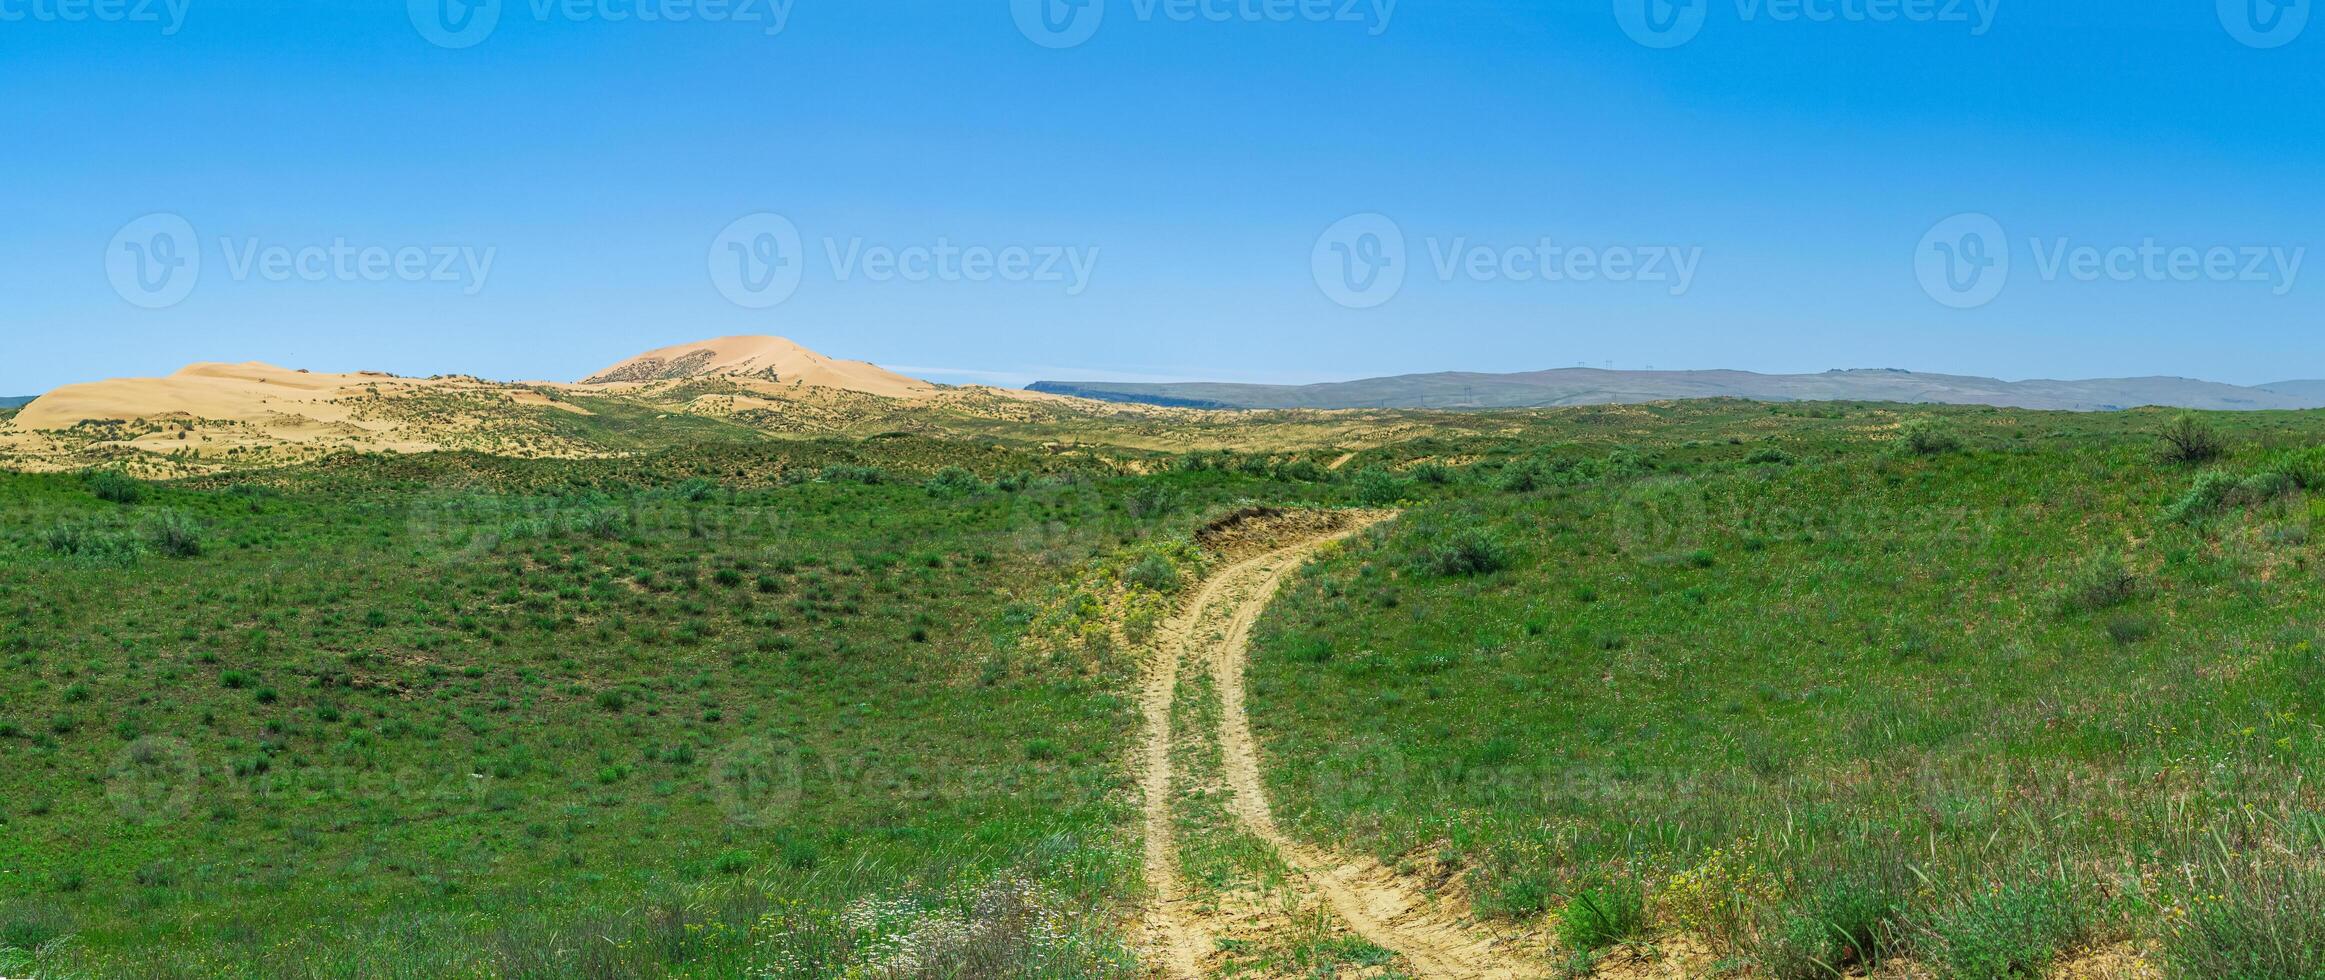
xmin=15 ymin=362 xmax=451 ymax=430
xmin=0 ymin=336 xmax=1122 ymax=473
xmin=578 ymin=335 xmax=939 ymax=398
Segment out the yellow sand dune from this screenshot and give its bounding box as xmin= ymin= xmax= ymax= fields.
xmin=578 ymin=335 xmax=939 ymax=398
xmin=15 ymin=362 xmax=443 ymax=430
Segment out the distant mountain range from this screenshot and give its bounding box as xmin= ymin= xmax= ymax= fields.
xmin=0 ymin=396 xmax=35 ymax=410
xmin=1029 ymin=368 xmax=2325 ymax=413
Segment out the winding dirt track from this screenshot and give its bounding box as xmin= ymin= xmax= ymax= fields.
xmin=1140 ymin=514 xmax=1540 ymax=979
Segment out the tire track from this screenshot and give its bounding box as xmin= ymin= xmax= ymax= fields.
xmin=1139 ymin=512 xmax=1542 ymax=979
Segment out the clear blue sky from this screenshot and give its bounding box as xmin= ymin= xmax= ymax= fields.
xmin=3 ymin=0 xmax=2321 ymax=395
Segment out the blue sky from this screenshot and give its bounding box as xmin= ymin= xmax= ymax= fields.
xmin=2 ymin=0 xmax=2320 ymax=394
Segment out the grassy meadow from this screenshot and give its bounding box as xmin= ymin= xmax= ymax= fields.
xmin=9 ymin=401 xmax=2325 ymax=978
xmin=0 ymin=440 xmax=1354 ymax=977
xmin=1251 ymin=404 xmax=2325 ymax=977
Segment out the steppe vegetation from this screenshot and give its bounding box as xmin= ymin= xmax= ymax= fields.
xmin=1251 ymin=405 xmax=2325 ymax=977
xmin=8 ymin=401 xmax=2325 ymax=977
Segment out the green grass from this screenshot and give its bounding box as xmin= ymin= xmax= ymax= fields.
xmin=0 ymin=446 xmax=1354 ymax=977
xmin=1247 ymin=403 xmax=2325 ymax=970
xmin=16 ymin=400 xmax=2325 ymax=975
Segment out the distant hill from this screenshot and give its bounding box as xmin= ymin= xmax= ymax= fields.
xmin=2257 ymin=380 xmax=2325 ymax=403
xmin=1031 ymin=368 xmax=2325 ymax=413
xmin=580 ymin=335 xmax=938 ymax=398
xmin=0 ymin=396 xmax=33 ymax=409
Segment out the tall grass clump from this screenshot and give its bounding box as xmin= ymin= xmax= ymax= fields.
xmin=1754 ymin=867 xmax=1908 ymax=979
xmin=142 ymin=510 xmax=204 ymax=558
xmin=1400 ymin=523 xmax=1507 ymax=577
xmin=2057 ymin=550 xmax=2139 ymax=613
xmin=1557 ymin=880 xmax=1646 ymax=952
xmin=40 ymin=523 xmax=146 ymax=565
xmin=87 ymin=469 xmax=143 ymax=504
xmin=1921 ymin=877 xmax=2086 ymax=980
xmin=2162 ymin=864 xmax=2325 ymax=980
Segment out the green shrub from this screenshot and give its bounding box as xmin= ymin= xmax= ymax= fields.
xmin=1126 ymin=483 xmax=1177 ymax=518
xmin=1923 ymin=877 xmax=2085 ymax=979
xmin=924 ymin=467 xmax=986 ymax=498
xmin=571 ymin=508 xmax=625 ymax=540
xmin=88 ymin=470 xmax=144 ymax=504
xmin=1354 ymin=468 xmax=1411 ymax=507
xmin=1558 ymin=880 xmax=1646 ymax=952
xmin=1493 ymin=460 xmax=1543 ymax=493
xmin=41 ymin=523 xmax=145 ymax=564
xmin=709 ymin=850 xmax=753 ymax=875
xmin=1898 ymin=419 xmax=1963 ymax=456
xmin=143 ymin=511 xmax=204 ymax=558
xmin=2157 ymin=414 xmax=2228 ymax=465
xmin=2058 ymin=551 xmax=2138 ymax=613
xmin=1756 ymin=870 xmax=1905 ymax=979
xmin=2258 ymin=446 xmax=2325 ymax=490
xmin=1272 ymin=459 xmax=1328 ymax=483
xmin=1410 ymin=462 xmax=1454 ymax=485
xmin=2169 ymin=469 xmax=2297 ymax=523
xmin=818 ymin=465 xmax=885 ymax=485
xmin=1404 ymin=527 xmax=1508 ymax=577
xmin=1125 ymin=554 xmax=1181 ymax=594
xmin=2168 ymin=471 xmax=2240 ymax=523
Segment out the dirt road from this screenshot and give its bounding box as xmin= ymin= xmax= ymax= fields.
xmin=1137 ymin=511 xmax=1542 ymax=979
